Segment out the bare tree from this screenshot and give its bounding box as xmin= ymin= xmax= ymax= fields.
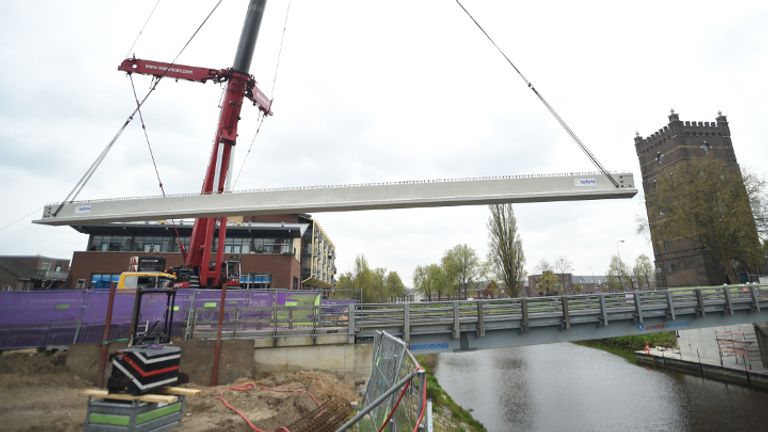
xmin=487 ymin=204 xmax=526 ymax=297
xmin=536 ymin=259 xmax=552 ymax=274
xmin=553 ymin=256 xmax=573 ymax=294
xmin=743 ymin=166 xmax=768 ymax=243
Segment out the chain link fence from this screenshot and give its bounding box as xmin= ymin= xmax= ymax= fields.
xmin=337 ymin=331 xmax=429 ymax=432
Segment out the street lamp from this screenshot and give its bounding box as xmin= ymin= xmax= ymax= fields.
xmin=616 ymin=240 xmax=625 ymax=291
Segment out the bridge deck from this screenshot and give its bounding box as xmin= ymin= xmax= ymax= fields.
xmin=354 ymin=285 xmax=768 ymax=353
xmin=35 ymin=172 xmax=635 ymax=225
xmin=183 ymin=285 xmax=767 ymax=354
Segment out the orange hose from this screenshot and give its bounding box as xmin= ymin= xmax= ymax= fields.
xmin=216 ymin=381 xmax=321 ymax=431
xmin=215 ymin=394 xmax=268 ymax=432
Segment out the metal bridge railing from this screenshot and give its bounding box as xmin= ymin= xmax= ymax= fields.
xmin=353 ymin=284 xmax=768 ymax=341
xmin=336 ymin=331 xmax=428 ymax=432
xmin=1 ymin=284 xmax=766 ymax=351
xmin=187 ymin=302 xmax=351 ymax=341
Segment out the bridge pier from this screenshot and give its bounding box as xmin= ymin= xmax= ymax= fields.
xmin=755 ymin=322 xmax=768 ymax=368
xmin=253 ymin=343 xmax=374 ymax=386
xmin=477 ymin=301 xmax=485 ymax=337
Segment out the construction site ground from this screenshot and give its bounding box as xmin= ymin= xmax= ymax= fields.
xmin=0 ymin=349 xmax=360 ymax=432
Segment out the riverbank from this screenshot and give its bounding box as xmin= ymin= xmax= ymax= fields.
xmin=417 ymin=354 xmax=487 ymax=432
xmin=579 ymin=333 xmax=768 ymax=392
xmin=636 ymin=347 xmax=768 ymax=391
xmin=576 ymin=332 xmax=678 ymax=362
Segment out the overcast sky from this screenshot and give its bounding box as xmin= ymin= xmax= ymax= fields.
xmin=1 ymin=1 xmax=766 ymax=285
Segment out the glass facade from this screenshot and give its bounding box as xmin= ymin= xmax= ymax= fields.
xmin=240 ymin=273 xmax=272 ymax=289
xmin=87 ymin=235 xmax=184 ymax=253
xmin=87 ymin=234 xmax=292 ymax=255
xmin=90 ymin=273 xmax=120 ymax=289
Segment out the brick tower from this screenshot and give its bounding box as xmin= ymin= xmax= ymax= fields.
xmin=634 ymin=110 xmax=756 ymax=287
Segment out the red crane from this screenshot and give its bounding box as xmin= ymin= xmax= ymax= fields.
xmin=118 ymin=0 xmax=271 ymax=288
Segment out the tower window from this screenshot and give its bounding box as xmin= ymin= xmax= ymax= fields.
xmin=656 ymin=152 xmax=664 ymax=163
xmin=700 ymin=141 xmax=711 ymax=154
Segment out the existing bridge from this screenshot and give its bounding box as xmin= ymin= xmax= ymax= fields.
xmin=178 ymin=284 xmax=768 ymax=355
xmin=352 ymin=285 xmax=768 ymax=354
xmin=34 ymin=171 xmax=635 ymax=225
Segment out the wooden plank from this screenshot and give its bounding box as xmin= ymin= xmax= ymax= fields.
xmin=80 ymin=389 xmax=178 ymax=404
xmin=158 ymin=386 xmax=202 ymax=396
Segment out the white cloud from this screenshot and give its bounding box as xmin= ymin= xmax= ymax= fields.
xmin=1 ymin=0 xmax=766 ymax=285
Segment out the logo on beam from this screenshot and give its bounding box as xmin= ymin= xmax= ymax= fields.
xmin=574 ymin=178 xmax=597 ymax=186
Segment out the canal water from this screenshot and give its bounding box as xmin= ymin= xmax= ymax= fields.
xmin=435 ymin=343 xmax=768 ymax=432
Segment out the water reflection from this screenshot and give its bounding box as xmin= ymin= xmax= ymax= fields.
xmin=435 ymin=343 xmax=768 ymax=432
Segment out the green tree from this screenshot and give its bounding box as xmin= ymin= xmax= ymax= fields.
xmin=650 ymin=158 xmax=763 ymax=282
xmin=334 ymin=271 xmax=359 ymax=299
xmin=385 ymin=271 xmax=406 ymax=300
xmin=351 ymin=255 xmax=374 ymax=302
xmin=336 ymin=272 xmax=354 ymax=290
xmin=482 ymin=280 xmax=502 ymax=298
xmin=538 ymin=270 xmax=559 ymax=295
xmin=487 ymin=204 xmax=526 ymax=297
xmin=606 ymin=255 xmax=631 ymax=292
xmin=413 ymin=264 xmax=448 ymax=301
xmin=441 ymin=244 xmax=480 ymax=299
xmin=427 ymin=264 xmax=450 ymax=300
xmin=413 ymin=265 xmax=431 ymax=300
xmin=632 ymin=254 xmax=654 ymax=290
xmin=371 ymin=267 xmax=387 ymax=302
xmin=339 ymin=255 xmax=406 ymax=302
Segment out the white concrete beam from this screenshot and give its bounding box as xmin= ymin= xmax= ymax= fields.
xmin=34 ymin=172 xmax=636 ymax=226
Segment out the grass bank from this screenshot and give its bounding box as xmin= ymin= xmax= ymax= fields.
xmin=416 ymin=354 xmax=487 ymax=432
xmin=576 ymin=331 xmax=678 ymax=363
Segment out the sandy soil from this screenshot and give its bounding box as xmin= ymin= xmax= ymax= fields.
xmin=0 ymin=350 xmax=358 ymax=432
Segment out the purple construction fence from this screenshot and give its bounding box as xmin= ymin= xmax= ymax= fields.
xmin=0 ymin=290 xmax=355 ymax=350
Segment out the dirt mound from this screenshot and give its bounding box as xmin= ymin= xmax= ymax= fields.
xmin=183 ymin=371 xmax=358 ymax=432
xmin=0 ymin=350 xmax=358 ymax=432
xmin=0 ymin=350 xmax=90 ymax=432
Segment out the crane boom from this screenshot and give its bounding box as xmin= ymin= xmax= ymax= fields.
xmin=116 ymin=0 xmax=270 ymax=288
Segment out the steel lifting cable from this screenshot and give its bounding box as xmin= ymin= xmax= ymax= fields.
xmin=53 ymin=0 xmax=223 ymax=216
xmin=129 ymin=76 xmax=188 ymax=257
xmin=0 ymin=207 xmax=43 ymax=233
xmin=232 ymin=0 xmax=293 ymax=190
xmin=455 ymin=0 xmax=620 ymax=188
xmin=129 ymin=75 xmax=165 ymax=196
xmin=124 ymin=0 xmax=161 ymax=58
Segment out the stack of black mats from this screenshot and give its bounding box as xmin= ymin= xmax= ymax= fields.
xmin=107 ymin=344 xmax=183 ymax=395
